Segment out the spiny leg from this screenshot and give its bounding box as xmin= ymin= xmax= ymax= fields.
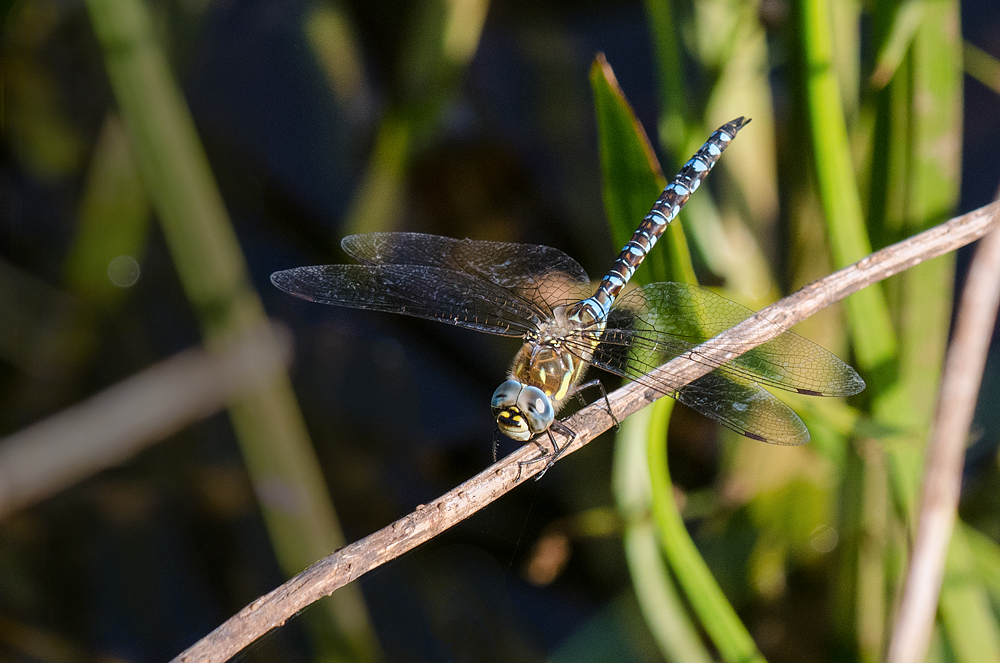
xmin=514 ymin=433 xmax=553 ymax=482
xmin=516 ymin=419 xmax=577 ymax=481
xmin=492 ymin=429 xmax=502 ymax=463
xmin=570 ymin=379 xmax=620 ymax=431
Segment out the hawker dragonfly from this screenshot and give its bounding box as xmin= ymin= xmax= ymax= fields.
xmin=272 ymin=118 xmax=865 ymax=468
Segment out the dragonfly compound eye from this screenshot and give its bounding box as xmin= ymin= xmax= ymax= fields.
xmin=491 ymin=380 xmax=522 ymax=413
xmin=516 ymin=385 xmax=554 ymax=434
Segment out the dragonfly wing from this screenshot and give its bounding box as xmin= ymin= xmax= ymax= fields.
xmin=342 ymin=232 xmax=593 ymax=311
xmin=676 ymin=371 xmax=809 ymax=445
xmin=583 ymin=330 xmax=809 ymax=445
xmin=342 ymin=233 xmax=469 ymax=267
xmin=271 ymin=264 xmax=540 ymax=337
xmin=611 ymin=282 xmax=865 ymax=397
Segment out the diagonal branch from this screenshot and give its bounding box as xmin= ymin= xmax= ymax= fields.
xmin=172 ymin=200 xmax=1000 ymax=663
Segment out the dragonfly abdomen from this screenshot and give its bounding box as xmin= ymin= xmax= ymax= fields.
xmin=581 ymin=117 xmax=751 ymax=320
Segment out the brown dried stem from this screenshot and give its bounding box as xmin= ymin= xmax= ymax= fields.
xmin=173 ymin=200 xmax=1000 ymax=663
xmin=885 ymin=218 xmax=1000 ymax=663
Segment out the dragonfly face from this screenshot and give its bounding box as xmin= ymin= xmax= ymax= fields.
xmin=491 ymin=380 xmax=554 ymax=441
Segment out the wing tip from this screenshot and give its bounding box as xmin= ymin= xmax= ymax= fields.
xmin=270 ymin=269 xmax=293 ymax=293
xmin=794 ymin=367 xmax=866 ymax=398
xmin=845 ymin=371 xmax=867 ymax=396
xmin=827 ymin=369 xmax=867 ymax=398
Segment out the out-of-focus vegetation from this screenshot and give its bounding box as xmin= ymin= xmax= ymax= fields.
xmin=1 ymin=0 xmax=999 ymax=661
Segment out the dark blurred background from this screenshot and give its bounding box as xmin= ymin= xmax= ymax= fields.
xmin=2 ymin=0 xmax=1000 ymax=662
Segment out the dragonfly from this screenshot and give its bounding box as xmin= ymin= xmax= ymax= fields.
xmin=272 ymin=118 xmax=865 ymax=470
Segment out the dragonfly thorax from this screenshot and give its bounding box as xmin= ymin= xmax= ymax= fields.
xmin=513 ymin=306 xmax=602 ymax=400
xmin=508 ymin=341 xmax=584 ymax=406
xmin=529 ymin=304 xmax=606 ymax=350
xmin=493 ymin=307 xmax=605 ymax=440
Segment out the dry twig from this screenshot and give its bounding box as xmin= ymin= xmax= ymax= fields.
xmin=173 ymin=200 xmax=1000 ymax=663
xmin=885 ymin=216 xmax=1000 ymax=663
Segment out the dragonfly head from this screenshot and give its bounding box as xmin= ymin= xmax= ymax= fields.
xmin=491 ymin=380 xmax=554 ymax=441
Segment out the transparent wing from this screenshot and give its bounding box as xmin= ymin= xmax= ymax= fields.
xmin=342 ymin=233 xmax=593 ymax=311
xmin=578 ymin=324 xmax=809 ymax=444
xmin=607 ymin=282 xmax=865 ymax=397
xmin=674 ymin=370 xmax=809 ymax=445
xmin=554 ymin=281 xmax=863 ymax=444
xmin=271 ymin=264 xmax=547 ymax=337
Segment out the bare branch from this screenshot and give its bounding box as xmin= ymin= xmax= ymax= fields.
xmin=173 ymin=200 xmax=1000 ymax=663
xmin=885 ymin=218 xmax=1000 ymax=663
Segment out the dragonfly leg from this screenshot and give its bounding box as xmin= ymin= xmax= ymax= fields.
xmin=516 ymin=420 xmax=578 ymax=481
xmin=513 ymin=435 xmax=547 ymax=481
xmin=492 ymin=429 xmax=502 ymax=463
xmin=570 ymin=379 xmax=620 ymax=431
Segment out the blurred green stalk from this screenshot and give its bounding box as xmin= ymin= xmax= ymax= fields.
xmin=642 ymin=0 xmax=685 ymax=154
xmin=84 ymin=1 xmax=378 ymax=660
xmin=342 ymin=0 xmax=489 ymax=237
xmin=646 ymin=399 xmax=766 ymax=663
xmin=306 ymin=1 xmax=370 ymax=110
xmin=613 ymin=405 xmax=713 ymax=663
xmin=799 ymin=0 xmax=896 ymax=371
xmin=594 ymin=54 xmax=765 ymax=661
xmin=963 ymin=41 xmax=1000 ymax=95
xmin=64 ymin=113 xmax=150 ymax=307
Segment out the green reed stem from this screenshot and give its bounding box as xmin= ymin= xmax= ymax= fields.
xmin=85 ymin=1 xmax=379 ymax=659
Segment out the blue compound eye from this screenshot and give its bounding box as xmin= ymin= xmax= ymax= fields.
xmin=516 ymin=386 xmax=554 ymax=434
xmin=491 ymin=380 xmax=521 ymax=414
